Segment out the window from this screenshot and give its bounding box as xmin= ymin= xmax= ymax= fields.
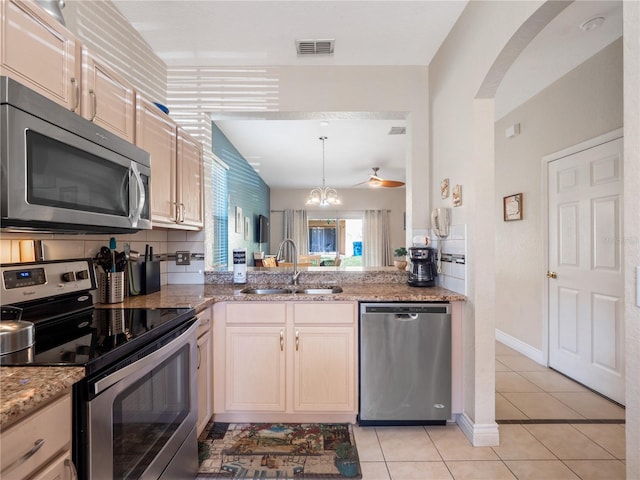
xmin=309 ymin=220 xmax=336 ymax=254
xmin=307 ymin=217 xmax=363 ymax=266
xmin=211 ymin=157 xmax=229 ymax=270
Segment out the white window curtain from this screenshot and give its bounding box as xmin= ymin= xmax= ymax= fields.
xmin=362 ymin=210 xmax=392 ymax=267
xmin=282 ymin=209 xmax=309 ymax=261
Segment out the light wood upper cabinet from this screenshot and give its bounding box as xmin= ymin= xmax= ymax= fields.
xmin=177 ymin=128 xmax=204 ymax=229
xmin=81 ymin=46 xmax=135 ymax=142
xmin=136 ymin=95 xmax=178 ymax=225
xmin=0 ymin=0 xmax=80 ymax=111
xmin=3 ymin=0 xmax=205 ymax=231
xmin=136 ymin=98 xmax=203 ymax=230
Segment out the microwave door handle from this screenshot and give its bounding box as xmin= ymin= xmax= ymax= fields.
xmin=129 ymin=163 xmax=146 ymax=228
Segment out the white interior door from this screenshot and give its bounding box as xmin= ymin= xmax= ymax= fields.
xmin=547 ymin=135 xmax=624 ymax=405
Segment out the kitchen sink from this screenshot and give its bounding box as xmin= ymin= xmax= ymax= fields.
xmin=239 ymin=286 xmax=343 ymax=295
xmin=295 ymin=286 xmax=343 ymax=294
xmin=240 ymin=287 xmax=295 ymax=294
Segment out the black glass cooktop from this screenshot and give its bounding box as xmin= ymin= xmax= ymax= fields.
xmin=10 ymin=306 xmax=195 ymax=374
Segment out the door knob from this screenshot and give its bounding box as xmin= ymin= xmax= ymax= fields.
xmin=547 ymin=271 xmax=557 ymax=279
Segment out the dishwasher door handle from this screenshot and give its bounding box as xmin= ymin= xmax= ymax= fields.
xmin=395 ymin=313 xmax=419 ymax=320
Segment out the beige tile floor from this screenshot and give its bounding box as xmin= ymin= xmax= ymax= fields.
xmin=495 ymin=341 xmax=625 ymax=422
xmin=353 ymin=341 xmax=626 ymax=479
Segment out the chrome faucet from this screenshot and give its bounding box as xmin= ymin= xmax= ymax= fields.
xmin=276 ymin=238 xmax=300 ymax=285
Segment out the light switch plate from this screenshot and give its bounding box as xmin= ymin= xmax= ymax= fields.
xmin=176 ymin=251 xmax=191 ymax=265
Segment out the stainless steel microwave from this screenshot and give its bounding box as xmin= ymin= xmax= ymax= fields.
xmin=1 ymin=76 xmax=151 ymax=233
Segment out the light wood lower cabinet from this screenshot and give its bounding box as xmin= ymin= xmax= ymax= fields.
xmin=225 ymin=326 xmax=286 ymax=411
xmin=213 ymin=301 xmax=357 ymax=422
xmin=30 ymin=451 xmax=76 ymax=480
xmin=197 ymin=307 xmax=213 ymax=436
xmin=0 ymin=393 xmax=76 ymax=480
xmin=293 ymin=326 xmax=355 ymax=412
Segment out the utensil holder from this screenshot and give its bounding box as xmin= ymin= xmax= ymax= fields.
xmin=99 ymin=272 xmax=125 ymax=303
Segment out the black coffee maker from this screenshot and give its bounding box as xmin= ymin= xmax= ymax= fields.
xmin=408 ymin=246 xmax=438 ymax=287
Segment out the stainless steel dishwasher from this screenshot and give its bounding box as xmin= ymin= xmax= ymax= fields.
xmin=358 ymin=302 xmax=451 ymax=426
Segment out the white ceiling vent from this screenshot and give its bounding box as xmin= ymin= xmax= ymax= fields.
xmin=296 ymin=39 xmax=335 ymax=56
xmin=388 ymin=126 xmax=406 ymax=135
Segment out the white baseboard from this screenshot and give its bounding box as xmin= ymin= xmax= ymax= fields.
xmin=455 ymin=412 xmax=499 ymax=446
xmin=495 ymin=329 xmax=545 ymax=365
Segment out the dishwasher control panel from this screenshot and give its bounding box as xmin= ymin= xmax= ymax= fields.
xmin=361 ymin=303 xmax=450 ymax=315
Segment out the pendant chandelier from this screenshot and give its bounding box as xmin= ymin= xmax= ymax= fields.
xmin=306 ymin=136 xmax=341 ymax=206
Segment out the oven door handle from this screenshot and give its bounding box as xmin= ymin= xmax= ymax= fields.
xmin=93 ymin=320 xmax=197 ymax=396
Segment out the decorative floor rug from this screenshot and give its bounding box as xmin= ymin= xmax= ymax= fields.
xmin=197 ymin=422 xmax=362 ymax=479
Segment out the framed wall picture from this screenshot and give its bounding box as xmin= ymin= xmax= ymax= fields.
xmin=452 ymin=184 xmax=462 ymax=207
xmin=235 ymin=206 xmax=243 ymax=233
xmin=503 ymin=193 xmax=523 ymax=221
xmin=440 ymin=178 xmax=450 ymax=199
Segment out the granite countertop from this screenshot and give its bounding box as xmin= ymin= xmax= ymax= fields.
xmin=1 ymin=270 xmax=465 ymax=427
xmin=99 ymin=281 xmax=465 ymax=311
xmin=0 ymin=366 xmax=85 ymax=428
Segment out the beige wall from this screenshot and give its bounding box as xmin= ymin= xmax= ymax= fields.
xmin=277 ymin=67 xmax=429 ymax=246
xmin=430 ymin=1 xmax=639 ymax=472
xmin=269 ymin=188 xmax=406 ymax=260
xmin=494 ymin=38 xmax=623 ymax=352
xmin=429 ymin=0 xmax=545 ymax=444
xmin=623 ymin=1 xmax=640 ymax=476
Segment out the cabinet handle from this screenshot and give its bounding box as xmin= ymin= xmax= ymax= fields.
xmin=89 ymin=89 xmax=97 ymax=121
xmin=295 ymin=330 xmax=299 ymax=351
xmin=4 ymin=439 xmax=45 ymax=472
xmin=197 ymin=344 xmax=201 ymax=369
xmin=179 ymin=203 xmax=185 ymax=223
xmin=70 ymin=77 xmax=79 ymax=112
xmin=172 ymin=201 xmax=179 ymax=223
xmin=65 ymin=457 xmax=78 ymax=479
xmin=280 ymin=329 xmax=284 ymax=351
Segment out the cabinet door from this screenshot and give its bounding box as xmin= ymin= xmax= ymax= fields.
xmin=0 ymin=394 xmax=72 ymax=480
xmin=0 ymin=0 xmax=80 ymax=111
xmin=81 ymin=47 xmax=135 ymax=142
xmin=177 ymin=128 xmax=204 ymax=229
xmin=225 ymin=326 xmax=286 ymax=411
xmin=293 ymin=326 xmax=356 ymax=412
xmin=196 ymin=309 xmax=213 ymax=435
xmin=136 ymin=96 xmax=177 ymax=225
xmin=30 ymin=451 xmax=76 ymax=480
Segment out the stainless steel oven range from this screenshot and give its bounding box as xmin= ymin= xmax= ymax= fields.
xmin=0 ymin=259 xmax=199 ymax=480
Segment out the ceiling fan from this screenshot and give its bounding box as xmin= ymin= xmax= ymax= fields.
xmin=357 ymin=167 xmax=405 ymax=188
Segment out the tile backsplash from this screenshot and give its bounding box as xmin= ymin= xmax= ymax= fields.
xmin=429 ymin=224 xmax=467 ymax=294
xmin=0 ymin=229 xmax=207 ymax=285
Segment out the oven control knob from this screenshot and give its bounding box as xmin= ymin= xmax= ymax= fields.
xmin=62 ymin=272 xmax=76 ymax=282
xmin=76 ymin=270 xmax=90 ymax=280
